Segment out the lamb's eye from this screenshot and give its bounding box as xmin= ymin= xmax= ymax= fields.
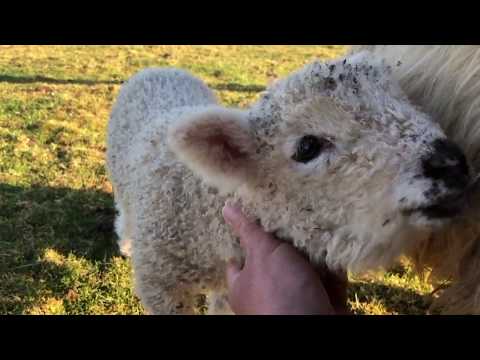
xmin=292 ymin=135 xmax=331 ymax=163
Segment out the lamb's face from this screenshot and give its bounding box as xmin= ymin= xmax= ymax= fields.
xmin=168 ymin=51 xmax=471 ymax=271
xmin=241 ymin=52 xmax=471 ymax=270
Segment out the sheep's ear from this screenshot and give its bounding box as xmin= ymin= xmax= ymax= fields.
xmin=167 ymin=106 xmax=256 ymax=193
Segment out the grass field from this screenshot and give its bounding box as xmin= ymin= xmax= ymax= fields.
xmin=0 ymin=45 xmax=436 ymax=315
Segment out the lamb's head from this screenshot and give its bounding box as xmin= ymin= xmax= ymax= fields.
xmin=168 ymin=51 xmax=471 ymax=272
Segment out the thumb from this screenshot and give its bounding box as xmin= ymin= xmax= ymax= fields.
xmin=226 ymin=258 xmax=241 ymax=290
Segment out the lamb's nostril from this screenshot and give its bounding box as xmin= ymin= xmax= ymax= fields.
xmin=422 ymin=139 xmax=470 ymax=189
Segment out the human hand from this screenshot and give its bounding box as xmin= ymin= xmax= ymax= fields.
xmin=223 ymin=204 xmax=349 ymax=315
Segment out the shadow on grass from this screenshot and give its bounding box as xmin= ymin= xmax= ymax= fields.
xmin=0 ymin=183 xmax=120 ymax=314
xmin=348 ymin=281 xmax=432 ymax=315
xmin=0 ymin=74 xmax=124 ymax=86
xmin=0 ymin=74 xmax=267 ymax=94
xmin=1 ymin=258 xmax=75 ymax=314
xmin=210 ymin=83 xmax=266 ymax=93
xmin=0 ymin=183 xmax=118 ymax=261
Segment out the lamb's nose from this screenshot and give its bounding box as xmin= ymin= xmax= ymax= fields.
xmin=422 ymin=139 xmax=470 ymax=190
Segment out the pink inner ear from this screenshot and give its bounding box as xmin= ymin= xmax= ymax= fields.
xmin=206 ymin=134 xmax=249 ymax=161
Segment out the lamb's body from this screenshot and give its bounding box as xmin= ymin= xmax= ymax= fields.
xmin=107 ymin=69 xmax=240 ymax=313
xmin=108 ymin=50 xmax=476 ymax=314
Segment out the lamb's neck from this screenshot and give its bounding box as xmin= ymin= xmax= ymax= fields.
xmin=229 ymin=185 xmax=334 ymax=266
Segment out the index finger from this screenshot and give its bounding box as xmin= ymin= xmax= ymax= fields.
xmin=222 ymin=204 xmax=279 ymax=255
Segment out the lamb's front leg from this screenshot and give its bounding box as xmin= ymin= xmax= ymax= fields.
xmin=133 ymin=256 xmax=202 ymax=314
xmin=130 ymin=182 xmax=240 ymax=314
xmin=132 ymin=238 xmax=227 ymax=314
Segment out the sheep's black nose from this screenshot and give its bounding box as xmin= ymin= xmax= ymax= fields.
xmin=422 ymin=139 xmax=470 ymax=190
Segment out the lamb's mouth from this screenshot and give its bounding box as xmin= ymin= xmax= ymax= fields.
xmin=401 ymin=173 xmax=480 ymax=220
xmin=402 ymin=192 xmax=467 ymax=219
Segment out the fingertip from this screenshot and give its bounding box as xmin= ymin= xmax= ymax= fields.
xmin=222 ymin=203 xmax=242 ymax=225
xmin=223 ymin=203 xmax=274 ymax=253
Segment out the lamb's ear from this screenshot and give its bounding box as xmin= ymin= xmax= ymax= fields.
xmin=167 ymin=106 xmax=256 ymax=193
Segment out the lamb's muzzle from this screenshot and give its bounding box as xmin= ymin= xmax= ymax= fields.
xmin=415 ymin=139 xmax=470 ymax=219
xmin=422 ymin=139 xmax=470 ymax=190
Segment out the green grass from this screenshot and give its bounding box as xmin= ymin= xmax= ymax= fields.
xmin=0 ymin=45 xmax=436 ymax=315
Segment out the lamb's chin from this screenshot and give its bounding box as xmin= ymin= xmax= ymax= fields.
xmin=403 ymin=212 xmax=450 ymax=232
xmin=401 ymin=193 xmax=469 ymax=230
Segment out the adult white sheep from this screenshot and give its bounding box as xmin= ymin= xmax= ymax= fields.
xmin=350 ymin=45 xmax=480 ymax=314
xmin=107 ymin=50 xmax=472 ymax=314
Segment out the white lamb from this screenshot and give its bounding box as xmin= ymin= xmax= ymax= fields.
xmin=106 ymin=50 xmax=473 ymax=314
